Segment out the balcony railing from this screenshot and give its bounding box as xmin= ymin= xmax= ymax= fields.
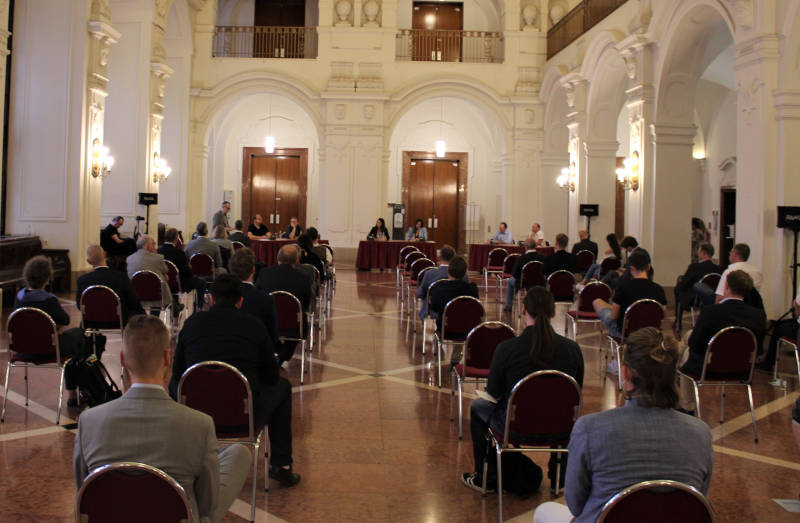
xmin=547 ymin=0 xmax=627 ymax=59
xmin=396 ymin=29 xmax=504 ymax=64
xmin=213 ymin=26 xmax=318 ymax=58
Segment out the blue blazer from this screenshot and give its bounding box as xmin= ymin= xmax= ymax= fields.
xmin=405 ymin=226 xmax=428 ymax=241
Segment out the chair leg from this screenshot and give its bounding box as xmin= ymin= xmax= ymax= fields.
xmin=720 ymin=385 xmax=726 ymax=423
xmin=746 ymin=384 xmax=759 ymax=443
xmin=421 ymin=318 xmax=427 ymax=355
xmin=692 ymin=381 xmax=701 ymax=419
xmin=449 ymin=367 xmax=455 ymax=422
xmin=615 ymin=344 xmax=623 ymax=391
xmin=55 ymin=366 xmax=66 ymax=425
xmin=481 ymin=453 xmax=489 ymax=496
xmin=250 ymin=439 xmax=258 ymax=523
xmin=554 ymin=452 xmax=561 ymax=497
xmin=24 ymin=367 xmax=28 ymax=406
xmin=1 ymin=363 xmax=11 ymax=422
xmin=794 ymin=345 xmax=800 ymax=385
xmin=484 ymin=269 xmax=488 ymax=296
xmin=496 ymin=449 xmax=504 ymax=523
xmin=300 ymin=340 xmax=307 ymax=384
xmin=436 ymin=338 xmax=442 ymax=388
xmin=457 ymin=376 xmax=463 ymax=440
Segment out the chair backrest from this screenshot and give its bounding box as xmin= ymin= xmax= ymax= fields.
xmin=426 ymin=277 xmax=448 ymax=314
xmin=701 ymin=326 xmax=758 ymax=383
xmin=699 ymin=272 xmax=721 ymax=290
xmin=575 ymin=250 xmax=595 ymax=271
xmin=189 ymin=253 xmax=214 ymax=279
xmin=597 ymin=479 xmax=714 ymax=523
xmin=404 ymin=250 xmax=425 ymax=272
xmin=164 ymin=260 xmax=182 ymax=294
xmin=131 ymin=270 xmax=164 ymax=304
xmin=441 ymin=296 xmax=485 ymax=339
xmin=487 ymin=248 xmax=508 ymax=268
xmin=398 ymin=245 xmax=418 ymax=265
xmin=7 ymin=307 xmax=60 ymax=360
xmin=80 ymin=285 xmax=123 ymax=330
xmin=520 ymin=260 xmax=545 ymax=288
xmin=502 ymin=370 xmax=582 ymax=447
xmin=464 ymin=321 xmax=516 ymax=369
xmin=231 ymin=241 xmax=246 ymax=251
xmin=599 ymin=257 xmax=621 ymax=276
xmin=310 ymin=265 xmax=321 ymax=286
xmin=322 ymin=243 xmax=334 ymax=261
xmin=76 ymin=462 xmax=194 ymax=523
xmin=270 ymin=290 xmax=304 ymax=334
xmin=547 ymin=270 xmax=575 ymax=302
xmin=502 ymin=253 xmax=520 ymax=275
xmin=177 ymin=360 xmax=255 ymax=438
xmin=410 ymin=258 xmax=435 ymax=281
xmin=621 ymin=299 xmax=665 ymax=340
xmin=577 ymin=281 xmax=612 ymax=313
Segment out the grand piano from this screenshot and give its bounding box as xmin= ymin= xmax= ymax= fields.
xmin=0 ymin=235 xmax=71 ymax=304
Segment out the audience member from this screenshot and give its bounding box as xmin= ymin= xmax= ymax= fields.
xmin=489 ymin=222 xmax=512 ymax=244
xmin=15 ymin=255 xmax=93 ymax=407
xmin=185 ymin=222 xmax=225 ymax=274
xmin=543 ymin=233 xmax=576 ymax=275
xmin=429 ymin=256 xmax=479 ymax=333
xmin=211 ymin=200 xmax=232 ymax=233
xmin=406 ymin=218 xmax=428 ymax=241
xmin=533 ymin=328 xmax=712 ymax=523
xmin=579 ymin=233 xmax=621 ymax=283
xmin=100 ymin=216 xmax=136 ymax=257
xmin=74 ymin=315 xmax=252 ymax=523
xmin=307 ymin=227 xmax=332 ymax=267
xmin=462 ymin=287 xmax=584 ymax=493
xmin=297 ymin=233 xmax=326 ymax=282
xmin=504 ymin=237 xmax=544 ymax=312
xmin=169 ymin=275 xmax=300 ymax=487
xmin=76 ymin=245 xmax=145 ymax=325
xmin=416 ymin=245 xmax=460 ymax=320
xmin=368 ymin=218 xmax=390 ymax=241
xmin=228 ymin=219 xmax=251 ymax=247
xmin=212 ymin=224 xmax=234 ymax=268
xmin=527 ymin=222 xmax=545 ymax=247
xmin=712 ymin=243 xmax=763 ymax=303
xmin=601 ymin=236 xmax=652 ymax=289
xmin=126 ymin=234 xmax=173 ymax=310
xmin=691 ymin=217 xmax=707 ymax=263
xmin=158 ymin=227 xmax=206 ymax=308
xmin=571 ymin=230 xmax=598 ymax=259
xmin=678 ymin=270 xmax=766 ymax=414
xmin=281 ymin=217 xmax=304 ymax=239
xmin=674 ymin=242 xmax=721 ymax=320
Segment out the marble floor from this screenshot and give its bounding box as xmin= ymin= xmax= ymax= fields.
xmin=1 ymin=268 xmax=799 ymax=522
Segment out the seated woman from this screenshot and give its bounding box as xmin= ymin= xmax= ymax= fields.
xmin=297 ymin=233 xmax=326 ymax=282
xmin=247 ymin=214 xmax=271 ymax=240
xmin=533 ymin=327 xmax=713 ymax=523
xmin=405 ymin=218 xmax=428 ymax=242
xmin=580 ymin=232 xmax=621 ymax=283
xmin=211 ymin=225 xmax=233 ymax=269
xmin=462 ymin=287 xmax=584 ymax=493
xmin=368 ymin=218 xmax=390 ymax=241
xmin=13 ymin=255 xmax=94 ymax=407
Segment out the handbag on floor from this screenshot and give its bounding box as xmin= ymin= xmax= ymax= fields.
xmin=75 ymin=354 xmax=122 ymax=407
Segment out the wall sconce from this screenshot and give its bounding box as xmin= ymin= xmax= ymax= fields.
xmin=91 ymin=138 xmax=114 ymax=179
xmin=151 ymin=152 xmax=171 ymax=184
xmin=616 ymin=151 xmax=639 ymax=191
xmin=557 ymin=164 xmax=576 ymax=192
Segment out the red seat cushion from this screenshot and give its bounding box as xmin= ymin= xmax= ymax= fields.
xmin=454 ymin=363 xmax=490 ymax=378
xmin=500 ymin=273 xmax=512 ymax=278
xmin=567 ymin=310 xmax=598 ymax=319
xmin=485 ymin=265 xmax=503 ymax=271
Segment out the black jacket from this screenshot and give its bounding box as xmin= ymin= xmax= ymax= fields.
xmin=675 ymin=259 xmax=722 ymax=306
xmin=543 ymin=250 xmax=577 ymax=275
xmin=281 ymin=224 xmax=304 ymax=239
xmin=158 ymin=243 xmax=193 ymax=291
xmin=255 ymin=263 xmax=313 ymax=312
xmin=571 ymin=239 xmax=598 ymax=259
xmin=241 ymin=282 xmax=281 ymax=348
xmin=682 ymin=299 xmax=766 ymax=377
xmin=300 ymin=251 xmax=326 ymax=282
xmin=512 ymin=251 xmax=545 ymax=290
xmin=430 ymin=279 xmax=479 ymax=331
xmin=76 ymin=267 xmax=145 ymax=325
xmin=228 ymin=231 xmax=251 ymax=247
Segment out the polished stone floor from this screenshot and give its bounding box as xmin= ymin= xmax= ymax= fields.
xmin=1 ymin=268 xmax=799 ymax=522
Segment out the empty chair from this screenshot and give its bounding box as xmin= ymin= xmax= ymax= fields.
xmin=75 ymin=462 xmax=194 ymax=523
xmin=189 ymin=253 xmax=215 ymax=282
xmin=690 ymin=273 xmax=722 ymax=325
xmin=421 ymin=278 xmax=448 ymax=356
xmin=80 ymin=284 xmax=124 ymax=355
xmin=484 ymin=248 xmax=508 ymax=297
xmin=434 ymin=296 xmax=485 ymax=387
xmin=131 ymin=270 xmax=170 ymax=317
xmin=598 ymin=257 xmax=621 ymax=278
xmin=606 ymin=299 xmax=665 ymax=390
xmin=270 ymin=291 xmax=313 ymax=383
xmin=396 ymin=245 xmax=419 ymax=288
xmin=773 ymin=335 xmax=800 ymax=386
xmin=547 ymin=270 xmax=575 ymax=303
xmin=407 ymin=257 xmax=436 ymax=325
xmin=401 ymin=250 xmax=426 ymax=304
xmin=575 ymin=249 xmax=595 ymax=273
xmin=495 ymin=253 xmax=521 ymax=305
xmin=565 ymin=281 xmax=612 ymax=339
xmin=165 ymin=259 xmax=195 ymax=320
xmin=597 ymin=480 xmax=715 ymax=523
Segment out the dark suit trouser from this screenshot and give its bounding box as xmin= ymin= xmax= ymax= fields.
xmin=255 ymin=376 xmax=293 ymax=467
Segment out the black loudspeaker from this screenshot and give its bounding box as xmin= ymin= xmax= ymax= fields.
xmin=579 ymin=204 xmax=599 ymax=217
xmin=777 ymin=206 xmax=800 ymax=230
xmin=138 ymin=192 xmax=158 ymax=205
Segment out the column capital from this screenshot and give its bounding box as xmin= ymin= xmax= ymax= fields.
xmin=734 ymin=34 xmax=780 ymax=70
xmin=583 ymin=140 xmax=619 ymax=158
xmin=650 ymin=122 xmax=696 ymax=146
xmin=773 ymin=90 xmax=800 ymax=121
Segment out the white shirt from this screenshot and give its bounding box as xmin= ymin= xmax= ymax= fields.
xmin=532 ymin=230 xmax=544 ymax=243
xmin=715 ymin=261 xmax=763 ymax=296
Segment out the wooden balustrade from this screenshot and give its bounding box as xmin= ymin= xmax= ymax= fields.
xmin=395 ymin=29 xmax=504 ymax=64
xmin=213 ymin=26 xmax=318 ymax=59
xmin=547 ymin=0 xmax=627 ymax=59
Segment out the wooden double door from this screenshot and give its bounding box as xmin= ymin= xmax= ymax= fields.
xmin=402 ymin=151 xmax=468 ymax=252
xmin=242 ymin=147 xmax=307 ymax=235
xmin=412 ymin=2 xmax=463 ymax=62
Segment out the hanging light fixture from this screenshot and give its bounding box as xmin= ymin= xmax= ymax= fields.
xmin=615 ymin=151 xmax=640 ymax=191
xmin=151 ymin=152 xmax=172 ymax=184
xmin=264 ymin=95 xmax=275 ymax=153
xmin=557 ymin=163 xmax=576 ymax=192
xmin=91 ymin=138 xmax=114 ymax=179
xmin=436 ymin=98 xmax=446 ymax=158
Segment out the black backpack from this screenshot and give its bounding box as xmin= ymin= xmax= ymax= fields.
xmin=76 ymin=354 xmax=122 ymax=407
xmin=501 ymin=452 xmax=543 ymax=496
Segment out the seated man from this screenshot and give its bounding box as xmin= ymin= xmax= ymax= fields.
xmin=527 ymin=222 xmax=545 ymax=247
xmin=169 ymin=275 xmax=300 ymax=487
xmin=126 ymin=234 xmax=174 ymax=311
xmin=504 ymin=237 xmax=544 ymax=312
xmin=76 ymin=245 xmax=145 ymax=326
xmin=678 ymin=270 xmax=766 ymax=414
xmin=601 ymin=235 xmax=652 ymax=290
xmin=158 ymin=227 xmax=206 ymax=308
xmin=185 ymin=222 xmax=225 ymax=275
xmin=571 ymin=229 xmax=598 ymax=259
xmin=674 ymin=242 xmax=721 ymax=318
xmin=100 ymin=216 xmax=137 ymax=257
xmin=593 ymin=250 xmax=666 ymax=341
xmin=543 ymin=233 xmax=577 ymax=275
xmin=417 ymin=245 xmax=457 ymax=320
xmin=710 ymin=243 xmax=763 ymax=304
xmin=228 ymin=219 xmax=251 ymax=247
xmin=74 ymin=315 xmax=252 ymax=523
xmin=488 ymin=222 xmax=512 ymax=244
xmin=229 ymin=247 xmax=281 ymax=353
xmin=281 ymin=217 xmax=304 ymax=239
xmin=429 ymin=256 xmax=479 ymax=333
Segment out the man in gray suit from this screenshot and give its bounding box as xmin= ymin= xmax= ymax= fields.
xmin=185 ymin=222 xmax=226 ymax=275
xmin=73 ymin=315 xmax=251 ymax=523
xmin=126 ymin=234 xmax=173 ymax=309
xmin=212 ymin=200 xmax=231 ymax=233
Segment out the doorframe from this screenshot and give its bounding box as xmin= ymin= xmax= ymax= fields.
xmin=241 ymin=147 xmax=308 ymax=231
xmin=719 ymin=187 xmax=736 ymax=268
xmin=401 ymin=150 xmax=468 ymax=253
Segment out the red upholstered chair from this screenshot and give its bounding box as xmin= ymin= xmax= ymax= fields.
xmin=177 ymin=361 xmax=266 ymax=523
xmin=421 ymin=278 xmax=448 ymax=355
xmin=483 ymin=370 xmax=582 ymax=521
xmin=232 ymin=241 xmax=246 ymax=251
xmin=407 ymin=258 xmax=435 ymax=327
xmin=495 ymin=253 xmax=521 ymax=304
xmin=270 ymin=291 xmax=313 ymax=383
xmin=689 ymin=272 xmax=722 ymax=325
xmin=565 ymin=281 xmax=611 ymax=339
xmin=575 ymin=249 xmax=595 ymax=273
xmin=606 ymin=299 xmax=665 ymax=390
xmin=80 ymin=284 xmax=124 ymax=355
xmin=434 ymin=296 xmax=485 ymax=387
xmin=396 ymin=245 xmax=419 ymax=288
xmin=1 ymin=308 xmax=67 ymax=425
xmin=450 ymin=321 xmax=515 ymax=439
xmin=677 ymin=326 xmax=759 ymax=442
xmin=401 ymin=251 xmax=426 ymax=304
xmin=75 ymin=462 xmax=195 ymax=523
xmin=597 ymin=480 xmax=715 ymax=523
xmin=516 ymin=260 xmax=545 ymax=318
xmin=598 ymin=257 xmax=621 ymax=278
xmin=773 ymin=335 xmax=800 ymax=387
xmin=189 ymin=253 xmax=215 ymax=282
xmin=165 ymin=260 xmax=195 ymax=320
xmin=547 ymin=270 xmax=575 ymax=303
xmin=484 ymin=248 xmax=509 ymax=297
xmin=131 ymin=270 xmax=169 ymax=317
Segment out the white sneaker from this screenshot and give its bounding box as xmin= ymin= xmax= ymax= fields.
xmin=281 ymin=360 xmax=289 ymax=370
xmin=605 ymin=360 xmax=619 ymax=374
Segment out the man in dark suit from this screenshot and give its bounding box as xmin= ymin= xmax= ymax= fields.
xmin=430 ymin=256 xmax=479 ymax=333
xmin=504 ymin=237 xmax=544 ymax=312
xmin=228 ymin=220 xmax=251 ymax=247
xmin=76 ymin=245 xmax=145 ymax=325
xmin=158 ymin=227 xmax=206 ymax=308
xmin=571 ymin=229 xmax=598 ymax=259
xmin=169 ymin=274 xmax=300 ymax=487
xmin=678 ymin=270 xmax=766 ymax=414
xmin=674 ymin=242 xmax=721 ymax=323
xmin=543 ymin=233 xmax=577 ymax=275
xmin=229 ymin=247 xmax=282 ymax=360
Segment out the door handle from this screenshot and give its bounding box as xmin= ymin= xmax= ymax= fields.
xmin=427 ymin=218 xmax=432 ymax=228
xmin=276 ymin=214 xmax=280 ymax=224
xmin=270 ymin=214 xmax=274 ymax=224
xmin=433 ymin=217 xmax=438 ymax=229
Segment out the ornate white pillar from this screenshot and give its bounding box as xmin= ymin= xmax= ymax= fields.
xmin=582 ymin=140 xmax=617 ymax=240
xmin=561 ymin=74 xmax=587 ymax=243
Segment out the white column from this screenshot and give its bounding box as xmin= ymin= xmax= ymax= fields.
xmin=582 ymin=140 xmax=617 ymax=240
xmin=562 ymin=75 xmax=587 ymax=244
